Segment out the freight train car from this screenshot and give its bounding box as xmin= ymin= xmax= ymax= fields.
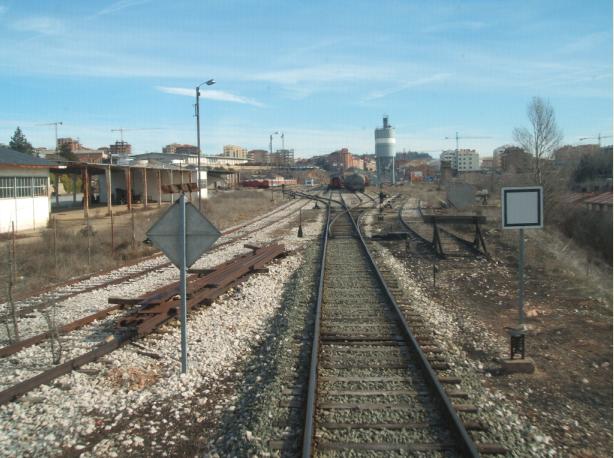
xmin=328 ymin=175 xmax=344 ymax=190
xmin=344 ymin=173 xmax=367 ymax=192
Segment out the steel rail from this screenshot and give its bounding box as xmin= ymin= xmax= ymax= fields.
xmin=0 ymin=244 xmax=287 ymax=406
xmin=399 ymin=200 xmax=486 ymax=258
xmin=301 ymin=194 xmax=331 ymax=458
xmin=0 ymin=197 xmax=310 ymax=323
xmin=354 ymin=200 xmax=480 ymax=457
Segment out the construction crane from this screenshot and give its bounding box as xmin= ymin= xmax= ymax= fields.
xmin=36 ymin=121 xmax=63 ymax=151
xmin=579 ymin=133 xmax=612 ymax=147
xmin=444 ymin=132 xmax=492 ymax=151
xmin=110 ymin=127 xmax=165 ymax=144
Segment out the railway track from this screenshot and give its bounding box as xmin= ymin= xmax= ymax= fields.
xmin=398 ymin=198 xmax=487 ymax=258
xmin=0 ymin=243 xmax=288 ymax=406
xmin=302 ymin=194 xmax=486 ymax=456
xmin=0 ymin=196 xmax=311 ymax=326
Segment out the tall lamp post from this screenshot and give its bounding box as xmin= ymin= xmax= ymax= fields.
xmin=195 ymin=79 xmax=216 ymax=211
xmin=269 ymin=131 xmax=279 ymax=155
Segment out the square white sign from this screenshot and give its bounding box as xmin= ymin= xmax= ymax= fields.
xmin=501 ymin=186 xmax=543 ymax=229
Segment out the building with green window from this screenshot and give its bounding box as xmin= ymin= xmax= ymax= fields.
xmin=0 ymin=146 xmax=57 ymax=232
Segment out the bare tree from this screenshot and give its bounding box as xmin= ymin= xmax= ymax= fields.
xmin=513 ymin=97 xmax=563 ymax=185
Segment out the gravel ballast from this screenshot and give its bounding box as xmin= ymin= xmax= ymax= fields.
xmin=0 ymin=200 xmax=325 ymax=457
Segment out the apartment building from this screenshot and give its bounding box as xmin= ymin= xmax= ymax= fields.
xmin=223 ymin=144 xmax=248 ymax=159
xmin=440 ymin=149 xmax=480 ymax=172
xmin=163 ymin=143 xmax=199 ymax=155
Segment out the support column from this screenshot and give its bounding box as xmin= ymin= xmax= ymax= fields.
xmin=54 ymin=174 xmax=60 ymax=207
xmin=143 ymin=167 xmax=148 ymax=208
xmin=72 ymin=175 xmax=77 ymax=204
xmin=106 ymin=165 xmax=112 ymax=215
xmin=83 ymin=166 xmax=89 ymax=220
xmin=126 ymin=168 xmax=132 ymax=211
xmin=157 ymin=170 xmax=162 ymax=207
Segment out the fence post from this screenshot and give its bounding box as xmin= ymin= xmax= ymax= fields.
xmin=131 ymin=208 xmax=136 ymax=250
xmin=110 ymin=211 xmax=115 ymax=255
xmin=53 ymin=217 xmax=58 ymax=277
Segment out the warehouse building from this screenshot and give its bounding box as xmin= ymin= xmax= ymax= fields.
xmin=0 ymin=146 xmax=59 ymax=233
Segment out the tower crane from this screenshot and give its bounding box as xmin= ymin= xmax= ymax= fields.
xmin=444 ymin=132 xmax=492 ymax=151
xmin=110 ymin=127 xmax=165 ymax=144
xmin=36 ymin=121 xmax=63 ymax=151
xmin=578 ymin=133 xmax=612 ymax=147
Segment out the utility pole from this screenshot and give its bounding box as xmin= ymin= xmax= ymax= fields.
xmin=38 ymin=122 xmax=63 ymax=207
xmin=195 ymin=79 xmax=216 ymax=212
xmin=269 ymin=131 xmax=279 ymax=155
xmin=281 ymin=132 xmax=285 ymax=150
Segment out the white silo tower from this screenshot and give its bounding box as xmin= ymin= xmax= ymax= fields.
xmin=374 ymin=115 xmax=396 ymax=184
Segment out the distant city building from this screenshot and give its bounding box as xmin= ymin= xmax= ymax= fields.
xmin=481 ymin=157 xmax=494 ymax=170
xmin=73 ymin=150 xmax=108 ymax=163
xmin=248 ymin=149 xmax=269 ymax=163
xmin=364 ymin=159 xmax=376 ymax=172
xmin=223 ymin=144 xmax=248 ymax=159
xmin=375 ymin=116 xmax=395 ymax=184
xmin=110 ymin=141 xmax=131 ymax=155
xmin=163 ymin=143 xmax=199 ymax=155
xmin=57 ymin=137 xmax=83 ymax=153
xmin=440 ymin=150 xmax=458 ymax=168
xmin=492 ymin=144 xmax=514 ymax=170
xmin=328 ymin=148 xmax=363 ymax=171
xmin=553 ymin=144 xmax=601 ymax=168
xmin=439 ymin=149 xmax=479 ymax=172
xmin=457 ymin=149 xmax=480 ymax=171
xmin=500 ymin=146 xmax=532 ymax=173
xmin=34 ymin=147 xmax=53 ymax=158
xmin=270 ymin=149 xmax=295 ymax=167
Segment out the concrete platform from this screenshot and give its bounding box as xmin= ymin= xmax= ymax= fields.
xmin=502 ymin=357 xmax=536 ymax=374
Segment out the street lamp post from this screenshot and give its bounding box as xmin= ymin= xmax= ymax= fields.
xmin=196 ymin=79 xmax=216 ymax=211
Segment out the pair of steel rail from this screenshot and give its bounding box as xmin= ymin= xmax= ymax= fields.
xmin=301 ymin=193 xmax=480 ymax=457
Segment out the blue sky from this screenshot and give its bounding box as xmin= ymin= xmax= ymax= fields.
xmin=0 ymin=0 xmax=611 ymax=158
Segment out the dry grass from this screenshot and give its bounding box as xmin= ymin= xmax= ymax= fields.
xmin=0 ymin=189 xmax=283 ymax=302
xmin=107 ymin=365 xmax=160 ymax=390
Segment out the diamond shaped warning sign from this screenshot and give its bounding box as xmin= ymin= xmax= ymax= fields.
xmin=147 ymin=198 xmax=221 ymax=268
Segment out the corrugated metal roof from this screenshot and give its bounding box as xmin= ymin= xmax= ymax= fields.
xmin=584 ymin=192 xmax=613 ymax=206
xmin=0 ymin=146 xmax=58 ymax=167
xmin=561 ymin=193 xmax=592 ymax=205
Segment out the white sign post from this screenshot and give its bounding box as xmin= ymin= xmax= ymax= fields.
xmin=501 ymin=187 xmax=543 ymax=356
xmin=147 ymin=194 xmax=221 ymax=373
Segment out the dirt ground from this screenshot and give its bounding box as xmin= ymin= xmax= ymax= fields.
xmin=376 ymin=183 xmax=612 ymax=457
xmin=0 ymin=189 xmax=285 ymax=302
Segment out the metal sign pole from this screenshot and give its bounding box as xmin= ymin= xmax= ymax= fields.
xmin=179 ymin=193 xmax=188 ymax=373
xmin=518 ymin=229 xmax=524 ymax=331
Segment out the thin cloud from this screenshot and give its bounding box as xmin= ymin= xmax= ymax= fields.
xmin=364 ymin=73 xmax=452 ymax=101
xmin=251 ymin=64 xmax=396 ymax=86
xmin=94 ymin=0 xmax=151 ymax=17
xmin=0 ymin=6 xmax=7 ymax=15
xmin=156 ymin=86 xmax=264 ymax=107
xmin=13 ymin=16 xmax=65 ymax=35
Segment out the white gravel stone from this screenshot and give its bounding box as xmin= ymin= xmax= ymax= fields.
xmin=0 ymin=198 xmax=325 ymax=456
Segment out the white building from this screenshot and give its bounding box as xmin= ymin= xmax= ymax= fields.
xmin=440 ymin=150 xmax=458 ymax=169
xmin=457 ymin=149 xmax=480 ymax=171
xmin=439 ymin=149 xmax=480 ymax=172
xmin=0 ymin=146 xmax=57 ymax=232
